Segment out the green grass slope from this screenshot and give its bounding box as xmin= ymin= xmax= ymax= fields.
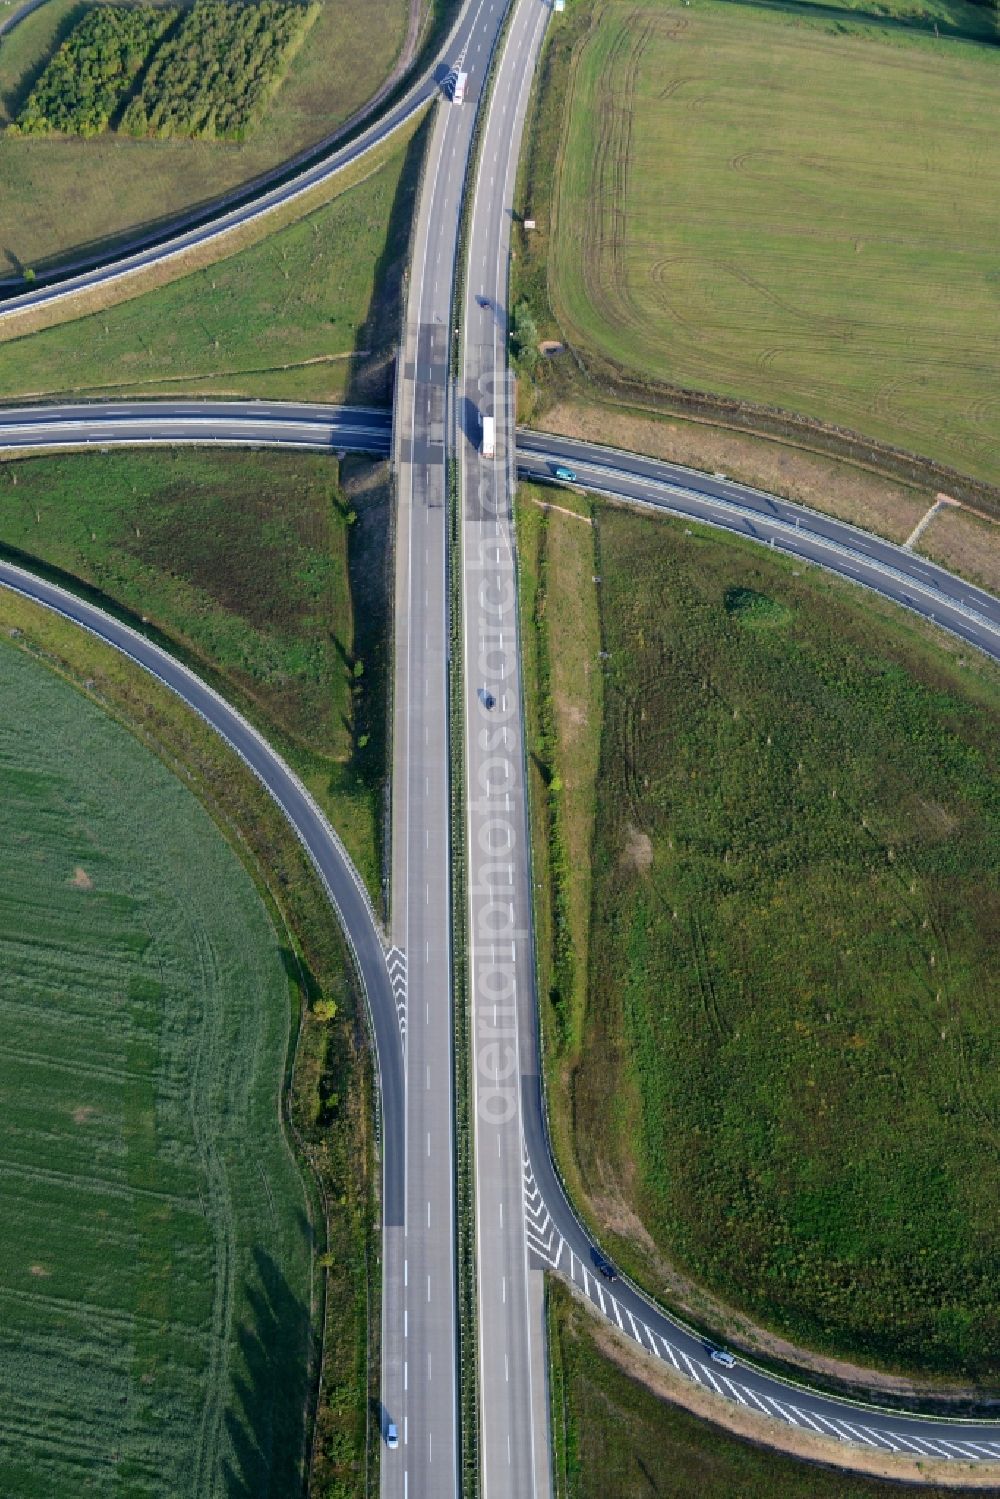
xmin=0 ymin=640 xmax=313 ymax=1496
xmin=549 ymin=0 xmax=1000 ymax=486
xmin=0 ymin=119 xmax=423 ymax=404
xmin=529 ymin=500 xmax=1000 ymax=1380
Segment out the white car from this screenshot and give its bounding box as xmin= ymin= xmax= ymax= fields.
xmin=386 ymin=1421 xmax=399 ymax=1449
xmin=709 ymin=1348 xmax=736 ymax=1369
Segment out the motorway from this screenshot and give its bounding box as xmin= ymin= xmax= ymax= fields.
xmin=3 ymin=392 xmax=1000 ymax=1486
xmin=387 ymin=0 xmax=512 ymax=1490
xmin=457 ymin=0 xmax=556 ymax=1494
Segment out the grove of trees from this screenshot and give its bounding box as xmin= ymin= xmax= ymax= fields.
xmin=120 ymin=0 xmax=318 ymax=140
xmin=12 ymin=0 xmax=315 ymax=140
xmin=13 ymin=6 xmax=175 ymax=137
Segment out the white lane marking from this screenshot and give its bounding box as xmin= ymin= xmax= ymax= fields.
xmin=659 ymin=1338 xmax=680 ymax=1370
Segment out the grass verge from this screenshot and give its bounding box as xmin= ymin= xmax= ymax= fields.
xmin=0 ymin=113 xmax=428 ymax=401
xmin=0 ymin=0 xmax=409 ymax=277
xmin=524 ymin=492 xmax=1000 ymax=1386
xmin=0 ymin=446 xmax=392 ymax=900
xmin=548 ymin=1281 xmax=996 ymax=1497
xmin=0 ymin=582 xmax=379 ymax=1498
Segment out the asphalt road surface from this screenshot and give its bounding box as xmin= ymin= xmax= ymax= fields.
xmin=386 ymin=0 xmax=516 ymax=1487
xmin=2 ymin=401 xmax=999 ymax=1472
xmin=0 ymin=401 xmax=391 ymax=455
xmin=458 ymin=0 xmax=557 ymax=1495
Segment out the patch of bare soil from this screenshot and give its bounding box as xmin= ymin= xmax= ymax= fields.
xmin=69 ymin=866 xmax=92 ymax=890
xmin=620 ymin=823 xmax=652 ymax=874
xmin=574 ymin=1289 xmax=1000 ymax=1489
xmin=539 ymin=339 xmax=566 ymax=357
xmin=29 ymin=1264 xmax=50 ymax=1277
xmin=71 ymin=1105 xmax=95 ymax=1125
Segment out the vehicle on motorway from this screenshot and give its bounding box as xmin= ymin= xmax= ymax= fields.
xmin=386 ymin=1420 xmax=399 ymax=1449
xmin=709 ymin=1348 xmax=736 ymax=1368
xmin=453 ymin=69 xmax=467 ymax=105
xmin=594 ymin=1256 xmax=617 ymax=1282
xmin=481 ymin=411 xmax=496 ymax=459
xmin=478 ymin=687 xmax=496 ymax=710
xmin=552 ymin=464 xmax=577 ymax=482
xmin=476 ymin=294 xmax=490 ymax=308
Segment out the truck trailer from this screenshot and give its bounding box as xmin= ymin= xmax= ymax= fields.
xmin=480 ymin=413 xmax=496 ymax=459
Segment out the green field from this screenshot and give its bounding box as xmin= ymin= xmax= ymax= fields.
xmin=0 ymin=117 xmax=423 ymax=404
xmin=545 ymin=0 xmax=1000 ymax=487
xmin=548 ymin=1282 xmax=985 ymax=1499
xmin=0 ymin=0 xmax=408 ymax=276
xmin=0 ymin=447 xmax=391 ymax=894
xmin=0 ymin=638 xmax=314 ymax=1495
xmin=521 ymin=491 xmax=1000 ymax=1380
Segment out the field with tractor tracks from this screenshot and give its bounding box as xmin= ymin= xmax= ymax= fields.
xmin=0 ymin=640 xmax=314 ymax=1496
xmin=548 ymin=0 xmax=1000 ymax=487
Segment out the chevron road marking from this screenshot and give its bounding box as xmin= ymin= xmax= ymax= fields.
xmin=386 ymin=945 xmax=407 ymax=1046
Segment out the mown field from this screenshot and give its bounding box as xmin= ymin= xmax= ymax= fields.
xmin=0 ymin=639 xmax=313 ymax=1496
xmin=0 ymin=447 xmax=391 ymax=894
xmin=522 ymin=491 xmax=1000 ymax=1380
xmin=0 ymin=116 xmax=423 ymax=403
xmin=0 ymin=0 xmax=408 ymax=275
xmin=548 ymin=1282 xmax=987 ymax=1499
xmin=546 ymin=0 xmax=1000 ymax=487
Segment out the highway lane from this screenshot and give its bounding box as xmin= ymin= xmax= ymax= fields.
xmin=0 ymin=0 xmax=502 ymax=323
xmin=386 ymin=0 xmax=514 ymax=1488
xmin=516 ymin=440 xmax=1000 ymax=664
xmin=457 ymin=0 xmax=554 ymax=1494
xmin=0 ymin=401 xmax=391 ymax=456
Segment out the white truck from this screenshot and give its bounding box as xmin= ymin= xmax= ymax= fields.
xmin=480 ymin=413 xmax=495 ymax=459
xmin=453 ymin=70 xmax=467 ymax=105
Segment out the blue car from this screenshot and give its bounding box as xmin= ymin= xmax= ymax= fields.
xmin=553 ymin=465 xmax=577 ymax=483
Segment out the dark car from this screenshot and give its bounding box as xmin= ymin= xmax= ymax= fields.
xmin=478 ymin=686 xmax=496 ymax=710
xmin=594 ymin=1256 xmax=617 ymax=1282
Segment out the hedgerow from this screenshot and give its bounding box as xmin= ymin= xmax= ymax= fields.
xmin=121 ymin=0 xmax=319 ymax=141
xmin=12 ymin=5 xmax=175 ymax=137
